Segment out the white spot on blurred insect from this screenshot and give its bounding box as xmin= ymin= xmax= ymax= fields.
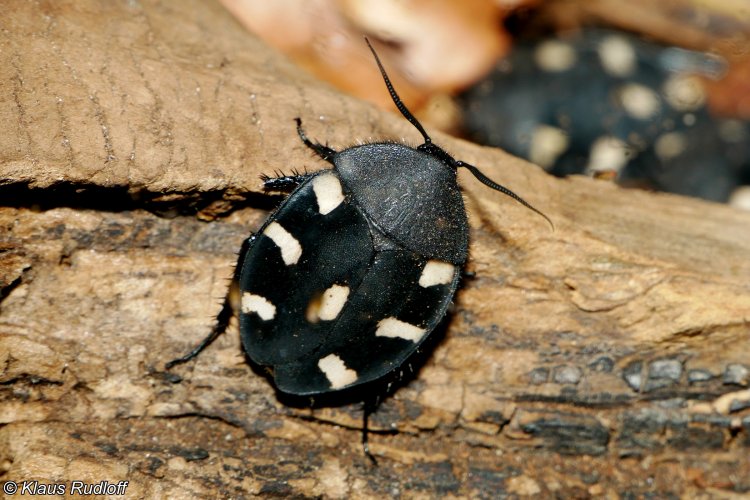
xmin=306 ymin=284 xmax=350 ymax=322
xmin=534 ymin=40 xmax=577 ymax=72
xmin=418 ymin=260 xmax=455 ymax=288
xmin=376 ymin=317 xmax=425 ymax=343
xmin=318 ymin=354 xmax=357 ymax=389
xmin=586 ymin=136 xmax=633 ymax=173
xmin=598 ymin=35 xmax=637 ymax=76
xmin=263 ymin=222 xmax=302 ymax=265
xmin=312 ymin=172 xmax=345 ymax=215
xmin=729 ymin=186 xmax=750 ymax=212
xmin=654 ymin=132 xmax=687 ymax=160
xmin=241 ymin=293 xmax=276 ymax=321
xmin=718 ymin=119 xmax=748 ymax=143
xmin=618 ymin=83 xmax=661 ymax=120
xmin=663 ymin=75 xmax=706 ymax=111
xmin=530 ymin=125 xmax=570 ymax=169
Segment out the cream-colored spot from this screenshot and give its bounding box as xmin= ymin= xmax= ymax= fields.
xmin=241 ymin=293 xmax=276 ymax=321
xmin=529 ymin=125 xmax=570 ymax=169
xmin=263 ymin=222 xmax=302 ymax=265
xmin=663 ymin=75 xmax=706 ymax=111
xmin=312 ymin=172 xmax=345 ymax=215
xmin=618 ymin=83 xmax=661 ymax=120
xmin=376 ymin=317 xmax=425 ymax=343
xmin=306 ymin=284 xmax=350 ymax=322
xmin=654 ymin=132 xmax=687 ymax=160
xmin=729 ymin=186 xmax=750 ymax=212
xmin=586 ymin=136 xmax=632 ymax=173
xmin=598 ymin=35 xmax=636 ymax=76
xmin=318 ymin=354 xmax=357 ymax=389
xmin=718 ymin=119 xmax=747 ymax=143
xmin=419 ymin=260 xmax=455 ymax=288
xmin=534 ymin=40 xmax=577 ymax=72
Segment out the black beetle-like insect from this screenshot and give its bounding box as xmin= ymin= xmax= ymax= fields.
xmin=459 ymin=29 xmax=746 ymax=202
xmin=168 ymin=38 xmax=550 ymax=460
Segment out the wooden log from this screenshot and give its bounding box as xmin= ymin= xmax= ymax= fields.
xmin=1 ymin=1 xmax=749 ymax=497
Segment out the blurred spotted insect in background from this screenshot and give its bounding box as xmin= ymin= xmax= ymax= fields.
xmin=459 ymin=29 xmax=750 ymax=205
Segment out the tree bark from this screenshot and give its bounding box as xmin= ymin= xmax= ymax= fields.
xmin=1 ymin=1 xmax=749 ymax=498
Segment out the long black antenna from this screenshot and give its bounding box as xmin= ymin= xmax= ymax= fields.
xmin=458 ymin=161 xmax=554 ymax=230
xmin=365 ymin=37 xmax=432 ymax=145
xmin=365 ymin=37 xmax=553 ymax=230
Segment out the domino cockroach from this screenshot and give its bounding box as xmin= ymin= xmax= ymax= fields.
xmin=459 ymin=29 xmax=748 ymax=202
xmin=167 ymin=38 xmax=551 ymax=462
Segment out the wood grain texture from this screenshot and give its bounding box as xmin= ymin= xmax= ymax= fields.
xmin=1 ymin=1 xmax=749 ymax=498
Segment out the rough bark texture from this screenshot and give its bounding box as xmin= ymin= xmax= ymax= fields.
xmin=1 ymin=1 xmax=750 ymax=498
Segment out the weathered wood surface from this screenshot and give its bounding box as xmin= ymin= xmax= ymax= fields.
xmin=1 ymin=1 xmax=749 ymax=498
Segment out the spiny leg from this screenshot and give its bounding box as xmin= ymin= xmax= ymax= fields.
xmin=362 ymin=397 xmax=381 ymax=466
xmin=295 ymin=117 xmax=337 ymax=164
xmin=164 ymin=294 xmax=234 ymax=369
xmin=261 ymin=170 xmax=315 ymax=192
xmin=165 ymin=236 xmax=255 ymax=369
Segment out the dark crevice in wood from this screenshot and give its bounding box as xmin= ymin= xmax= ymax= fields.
xmin=0 ymin=181 xmax=284 ymax=218
xmin=0 ymin=273 xmax=24 ymax=304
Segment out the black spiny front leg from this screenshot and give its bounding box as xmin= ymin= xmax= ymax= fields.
xmin=295 ymin=117 xmax=337 ymax=163
xmin=260 ymin=170 xmax=314 ymax=192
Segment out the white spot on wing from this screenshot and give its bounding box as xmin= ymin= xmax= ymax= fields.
xmin=306 ymin=284 xmax=350 ymax=322
xmin=534 ymin=40 xmax=577 ymax=72
xmin=598 ymin=35 xmax=636 ymax=76
xmin=618 ymin=83 xmax=661 ymax=120
xmin=319 ymin=284 xmax=349 ymax=320
xmin=376 ymin=317 xmax=425 ymax=343
xmin=312 ymin=172 xmax=345 ymax=215
xmin=419 ymin=260 xmax=455 ymax=288
xmin=241 ymin=293 xmax=276 ymax=321
xmin=318 ymin=354 xmax=357 ymax=389
xmin=530 ymin=125 xmax=569 ymax=169
xmin=263 ymin=221 xmax=302 ymax=265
